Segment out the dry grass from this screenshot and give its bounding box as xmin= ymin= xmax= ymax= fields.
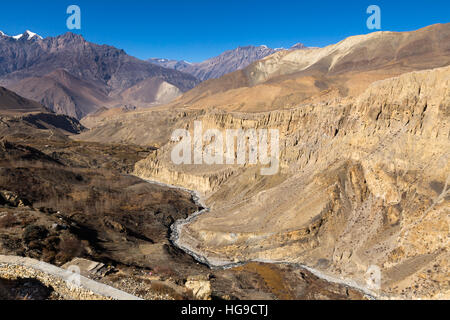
xmin=150 ymin=281 xmax=194 ymax=300
xmin=152 ymin=265 xmax=178 ymax=278
xmin=234 ymin=263 xmax=293 ymax=300
xmin=0 ymin=213 xmax=18 ymax=228
xmin=0 ymin=139 xmax=202 ymax=296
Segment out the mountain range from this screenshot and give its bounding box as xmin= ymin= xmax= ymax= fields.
xmin=169 ymin=23 xmax=450 ymax=112
xmin=0 ymin=30 xmax=310 ymax=118
xmin=80 ymin=23 xmax=450 ymax=143
xmin=148 ymin=43 xmax=307 ymax=81
xmin=0 ymin=31 xmax=199 ymax=118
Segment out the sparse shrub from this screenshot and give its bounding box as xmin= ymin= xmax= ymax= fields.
xmin=153 ymin=265 xmax=177 ymax=278
xmin=150 ymin=282 xmax=187 ymax=300
xmin=58 ymin=236 xmax=83 ymax=262
xmin=150 ymin=282 xmax=172 ymax=295
xmin=23 ymin=225 xmax=48 ymax=243
xmin=0 ymin=213 xmax=18 ymax=228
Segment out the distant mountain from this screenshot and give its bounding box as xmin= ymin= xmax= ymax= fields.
xmin=149 ymin=44 xmax=308 ymax=81
xmin=148 ymin=58 xmax=193 ymax=71
xmin=290 ymin=43 xmax=306 ymax=50
xmin=169 ymin=23 xmax=450 ymax=112
xmin=0 ymin=31 xmax=200 ymax=118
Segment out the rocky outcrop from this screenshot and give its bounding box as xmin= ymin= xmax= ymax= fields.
xmin=0 ymin=190 xmax=30 ymax=207
xmin=62 ymin=258 xmax=114 ymax=278
xmin=21 ymin=112 xmax=86 ymax=134
xmin=184 ymin=275 xmax=212 ymax=300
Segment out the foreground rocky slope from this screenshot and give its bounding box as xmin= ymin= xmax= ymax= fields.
xmin=0 ymin=122 xmax=363 ymax=299
xmin=126 ymin=66 xmax=449 ymax=299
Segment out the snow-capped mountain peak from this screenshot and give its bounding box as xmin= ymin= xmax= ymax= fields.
xmin=25 ymin=30 xmax=42 ymax=40
xmin=11 ymin=30 xmax=43 ymax=40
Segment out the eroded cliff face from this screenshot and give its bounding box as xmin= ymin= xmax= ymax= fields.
xmin=132 ymin=66 xmax=449 ymax=299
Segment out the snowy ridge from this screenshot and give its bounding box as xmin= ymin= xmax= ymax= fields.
xmin=1 ymin=30 xmax=43 ymax=40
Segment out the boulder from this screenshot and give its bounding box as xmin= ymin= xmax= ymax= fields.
xmin=185 ymin=275 xmax=212 ymax=300
xmin=0 ymin=190 xmax=30 ymax=207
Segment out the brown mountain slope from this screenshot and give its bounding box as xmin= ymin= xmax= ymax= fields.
xmin=171 ymin=23 xmax=450 ymax=112
xmin=9 ymin=69 xmax=114 ymax=119
xmin=0 ymin=86 xmax=85 ymax=138
xmin=0 ymin=86 xmax=48 ymax=114
xmin=0 ymin=32 xmax=200 ymax=119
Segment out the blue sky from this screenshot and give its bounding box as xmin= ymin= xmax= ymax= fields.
xmin=0 ymin=0 xmax=448 ymax=62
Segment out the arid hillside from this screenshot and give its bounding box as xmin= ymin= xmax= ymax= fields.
xmin=129 ymin=65 xmax=449 ymax=299
xmin=0 ymin=89 xmax=364 ymax=300
xmin=75 ymin=43 xmax=450 ymax=301
xmin=0 ymin=86 xmax=48 ymax=114
xmin=33 ymin=24 xmax=450 ymax=300
xmin=9 ymin=69 xmax=113 ymax=119
xmin=0 ymin=86 xmax=86 ymax=138
xmin=78 ymin=23 xmax=450 ymax=146
xmin=167 ymin=23 xmax=450 ymax=112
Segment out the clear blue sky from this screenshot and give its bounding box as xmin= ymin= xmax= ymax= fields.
xmin=0 ymin=0 xmax=448 ymax=62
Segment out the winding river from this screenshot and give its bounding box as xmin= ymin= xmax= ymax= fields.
xmin=144 ymin=179 xmax=381 ymax=299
